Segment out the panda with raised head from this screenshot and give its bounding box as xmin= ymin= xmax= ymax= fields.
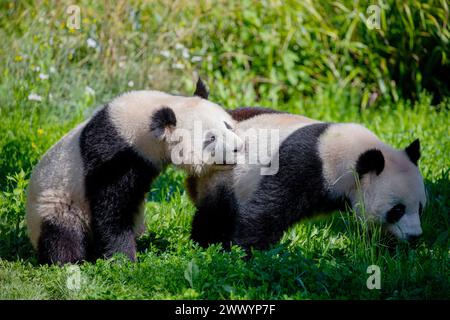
xmin=26 ymin=80 xmax=242 ymax=264
xmin=187 ymin=108 xmax=426 ymax=250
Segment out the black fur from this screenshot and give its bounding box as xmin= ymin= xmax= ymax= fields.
xmin=385 ymin=204 xmax=406 ymax=224
xmin=405 ymin=138 xmax=420 ymax=165
xmin=355 ymin=149 xmax=385 ymax=177
xmin=80 ymin=106 xmax=159 ymax=261
xmin=191 ymin=185 xmax=238 ymax=249
xmin=150 ymin=106 xmax=177 ymax=138
xmin=38 ymin=219 xmax=89 ymax=265
xmin=228 ymin=107 xmax=284 ymax=122
xmin=194 ymin=78 xmax=209 ymax=99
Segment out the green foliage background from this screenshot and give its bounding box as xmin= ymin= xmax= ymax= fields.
xmin=0 ymin=0 xmax=448 ymax=299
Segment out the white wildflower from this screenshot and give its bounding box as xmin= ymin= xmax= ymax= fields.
xmin=175 ymin=43 xmax=185 ymax=50
xmin=160 ymin=50 xmax=171 ymax=58
xmin=191 ymin=56 xmax=202 ymax=63
xmin=39 ymin=73 xmax=49 ymax=80
xmin=28 ymin=93 xmax=43 ymax=102
xmin=172 ymin=63 xmax=184 ymax=69
xmin=128 ymin=81 xmax=134 ymax=87
xmin=87 ymin=38 xmax=97 ymax=48
xmin=85 ymin=86 xmax=95 ymax=95
xmin=182 ymin=48 xmax=190 ymax=59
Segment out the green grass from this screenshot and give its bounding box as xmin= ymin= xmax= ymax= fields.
xmin=0 ymin=1 xmax=449 ymax=300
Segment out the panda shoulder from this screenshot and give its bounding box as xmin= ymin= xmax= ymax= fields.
xmin=321 ymin=123 xmax=376 ymax=139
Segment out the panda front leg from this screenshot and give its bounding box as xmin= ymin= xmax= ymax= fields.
xmin=92 ymin=223 xmax=137 ymax=261
xmin=87 ymin=167 xmax=157 ymax=261
xmin=90 ymin=197 xmax=140 ymax=262
xmin=231 ymin=197 xmax=290 ymax=251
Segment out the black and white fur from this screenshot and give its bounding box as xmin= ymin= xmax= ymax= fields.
xmin=187 ymin=109 xmax=426 ymax=250
xmin=26 ymin=82 xmax=242 ymax=264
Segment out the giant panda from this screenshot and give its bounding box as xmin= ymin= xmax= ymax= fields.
xmin=187 ymin=109 xmax=426 ymax=250
xmin=26 ymin=80 xmax=243 ymax=264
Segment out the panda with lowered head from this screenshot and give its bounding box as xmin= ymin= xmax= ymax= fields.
xmin=187 ymin=108 xmax=426 ymax=250
xmin=26 ymin=80 xmax=243 ymax=264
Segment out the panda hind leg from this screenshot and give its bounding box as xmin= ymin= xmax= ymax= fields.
xmin=38 ymin=219 xmax=89 ymax=265
xmin=37 ymin=205 xmax=90 ymax=265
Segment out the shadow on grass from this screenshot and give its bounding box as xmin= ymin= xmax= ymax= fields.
xmin=0 ymin=235 xmax=35 ymax=263
xmin=136 ymin=232 xmax=171 ymax=254
xmin=0 ymin=230 xmax=173 ymax=266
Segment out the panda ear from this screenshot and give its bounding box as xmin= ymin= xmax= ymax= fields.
xmin=193 ymin=77 xmax=209 ymax=99
xmin=356 ymin=149 xmax=385 ymax=177
xmin=405 ymin=138 xmax=420 ymax=165
xmin=150 ymin=106 xmax=177 ymax=140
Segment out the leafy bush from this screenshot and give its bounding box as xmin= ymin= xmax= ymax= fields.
xmin=1 ymin=1 xmax=448 ymax=107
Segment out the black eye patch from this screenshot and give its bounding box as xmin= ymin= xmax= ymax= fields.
xmin=203 ymin=134 xmax=216 ymax=149
xmin=386 ymin=204 xmax=406 ymax=224
xmin=224 ymin=122 xmax=232 ymax=130
xmin=203 ymin=140 xmax=214 ymax=149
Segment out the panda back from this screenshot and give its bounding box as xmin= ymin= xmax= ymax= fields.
xmin=232 ymin=113 xmax=321 ymax=204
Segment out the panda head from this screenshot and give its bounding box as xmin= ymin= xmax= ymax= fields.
xmin=151 ymin=79 xmax=243 ymax=175
xmin=353 ymin=139 xmax=426 ymax=241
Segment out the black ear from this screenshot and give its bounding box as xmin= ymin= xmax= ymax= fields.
xmin=150 ymin=106 xmax=177 ymax=139
xmin=405 ymin=138 xmax=420 ymax=165
xmin=194 ymin=77 xmax=209 ymax=99
xmin=356 ymin=149 xmax=385 ymax=177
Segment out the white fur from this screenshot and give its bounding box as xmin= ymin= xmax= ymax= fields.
xmin=26 ymin=122 xmax=90 ymax=248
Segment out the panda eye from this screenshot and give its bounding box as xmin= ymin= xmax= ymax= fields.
xmin=224 ymin=122 xmax=232 ymax=130
xmin=203 ymin=134 xmax=216 ymax=149
xmin=385 ymin=204 xmax=406 ymax=224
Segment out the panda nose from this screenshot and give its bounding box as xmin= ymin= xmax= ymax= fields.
xmin=233 ymin=140 xmax=244 ymax=153
xmin=407 ymin=234 xmax=422 ymax=244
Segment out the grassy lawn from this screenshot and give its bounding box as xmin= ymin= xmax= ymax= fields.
xmin=0 ymin=1 xmax=448 ymax=299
